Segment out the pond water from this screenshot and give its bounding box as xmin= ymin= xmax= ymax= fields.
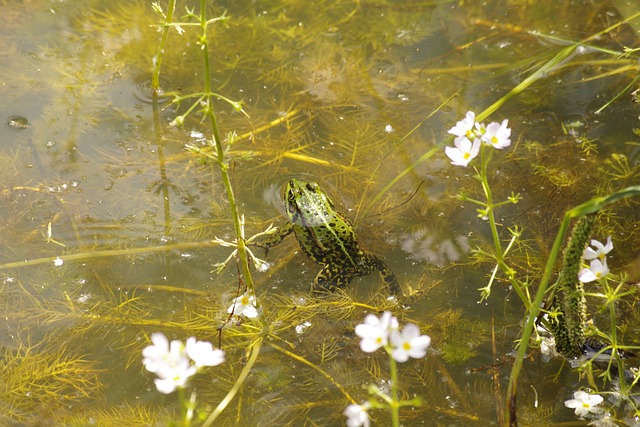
xmin=1 ymin=0 xmax=639 ymax=426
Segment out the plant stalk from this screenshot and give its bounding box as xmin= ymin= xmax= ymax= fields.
xmin=197 ymin=0 xmax=255 ymax=294
xmin=151 ymin=0 xmax=176 ymax=92
xmin=388 ymin=349 xmax=400 ymax=427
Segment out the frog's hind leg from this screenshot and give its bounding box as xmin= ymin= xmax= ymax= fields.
xmin=311 ymin=265 xmax=354 ymax=293
xmin=364 ymin=254 xmax=401 ymax=296
xmin=379 ymin=265 xmax=401 ymax=296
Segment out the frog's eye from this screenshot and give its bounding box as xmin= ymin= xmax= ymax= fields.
xmin=306 ymin=182 xmax=318 ymax=191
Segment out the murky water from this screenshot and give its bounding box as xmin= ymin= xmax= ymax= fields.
xmin=1 ymin=0 xmax=639 ymax=425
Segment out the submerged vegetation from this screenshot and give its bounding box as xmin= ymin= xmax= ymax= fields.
xmin=1 ymin=0 xmax=640 ymax=425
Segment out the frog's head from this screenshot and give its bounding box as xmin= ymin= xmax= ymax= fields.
xmin=284 ymin=179 xmax=335 ymax=226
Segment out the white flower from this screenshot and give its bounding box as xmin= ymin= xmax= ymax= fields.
xmin=153 ymin=359 xmax=197 ymax=394
xmin=482 ymin=119 xmax=511 ymax=149
xmin=564 ymin=390 xmax=603 ymax=418
xmin=255 ymin=260 xmax=271 ymax=272
xmin=448 ymin=111 xmax=477 ymax=139
xmin=578 ymin=259 xmax=610 ymax=283
xmin=185 ymin=337 xmax=225 ymax=368
xmin=583 ymin=237 xmax=613 ymax=261
xmin=344 ymin=402 xmax=371 ymax=427
xmin=540 ymin=336 xmax=556 ymax=356
xmin=142 ymin=333 xmax=188 ymax=376
xmin=142 ymin=332 xmax=196 ymax=394
xmin=227 ymin=292 xmax=258 ymax=318
xmin=53 ymin=257 xmax=64 ymax=267
xmin=355 ymin=311 xmax=398 ymax=353
xmin=389 ymin=323 xmax=431 ymax=363
xmin=445 ymin=136 xmax=481 ymax=167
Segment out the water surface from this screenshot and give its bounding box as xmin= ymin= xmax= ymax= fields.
xmin=1 ymin=0 xmax=639 ymax=425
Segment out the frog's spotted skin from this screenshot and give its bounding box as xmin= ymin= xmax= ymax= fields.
xmin=265 ymin=179 xmax=400 ymax=295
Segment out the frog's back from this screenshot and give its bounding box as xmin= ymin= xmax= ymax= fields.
xmin=292 ymin=210 xmax=359 ymax=265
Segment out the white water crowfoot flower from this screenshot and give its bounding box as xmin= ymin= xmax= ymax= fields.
xmin=185 ymin=337 xmax=225 ymax=368
xmin=578 ymin=258 xmax=610 ymax=283
xmin=444 ymin=112 xmax=512 ymax=167
xmin=154 ymin=361 xmax=197 ymax=394
xmin=445 ymin=136 xmax=481 ymax=167
xmin=390 ymin=323 xmax=431 ymax=363
xmin=344 ymin=402 xmax=371 ymax=427
xmin=227 ymin=291 xmax=259 ymax=318
xmin=355 ymin=311 xmax=398 ymax=353
xmin=565 ymin=390 xmax=604 ymax=418
xmin=583 ymin=236 xmax=613 ymax=261
xmin=142 ymin=332 xmax=189 ymax=376
xmin=142 ymin=333 xmax=195 ymax=394
xmin=448 ymin=111 xmax=477 ymax=139
xmin=481 ymin=119 xmax=511 ymax=149
xmin=143 ymin=333 xmax=225 ymax=394
xmin=355 ymin=312 xmax=431 ymax=363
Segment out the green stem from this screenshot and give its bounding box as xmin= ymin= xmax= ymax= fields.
xmin=479 ymin=145 xmax=503 ymax=265
xmin=197 ymin=0 xmax=255 ymax=294
xmin=269 ymin=341 xmax=354 ymax=402
xmin=505 ymin=185 xmax=640 ymax=426
xmin=202 ymin=339 xmax=263 ymax=427
xmin=151 ymin=0 xmax=176 ymax=92
xmin=504 ymin=211 xmax=571 ymax=426
xmin=478 ymin=146 xmax=528 ymax=307
xmin=606 ymin=282 xmax=629 ymax=397
xmin=387 ymin=347 xmax=400 ymax=427
xmin=177 ymin=386 xmax=189 ymax=427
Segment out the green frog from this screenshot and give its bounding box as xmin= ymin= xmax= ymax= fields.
xmin=264 ymin=179 xmax=400 ymax=295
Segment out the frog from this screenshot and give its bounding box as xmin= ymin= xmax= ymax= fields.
xmin=264 ymin=178 xmax=400 ymax=295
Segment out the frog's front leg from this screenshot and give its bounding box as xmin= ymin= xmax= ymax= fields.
xmin=255 ymin=223 xmax=294 ymax=256
xmin=311 ymin=265 xmax=354 ymax=293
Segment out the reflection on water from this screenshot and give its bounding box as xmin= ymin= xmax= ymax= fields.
xmin=400 ymin=227 xmax=470 ymax=267
xmin=1 ymin=0 xmax=639 ymax=425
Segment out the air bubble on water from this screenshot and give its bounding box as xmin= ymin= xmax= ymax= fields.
xmin=190 ymin=130 xmax=204 ymax=139
xmin=295 ymin=321 xmax=312 ymax=335
xmin=133 ymin=78 xmax=170 ymax=104
xmin=77 ymin=293 xmax=91 ymax=303
xmin=7 ymin=115 xmax=29 ymax=130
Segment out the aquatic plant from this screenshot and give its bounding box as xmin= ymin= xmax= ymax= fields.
xmin=442 ymin=109 xmax=640 ymax=425
xmin=348 ymin=311 xmax=429 ymax=427
xmin=1 ymin=0 xmax=640 ymax=426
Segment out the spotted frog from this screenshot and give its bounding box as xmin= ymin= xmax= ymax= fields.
xmin=265 ymin=179 xmax=400 ymax=295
